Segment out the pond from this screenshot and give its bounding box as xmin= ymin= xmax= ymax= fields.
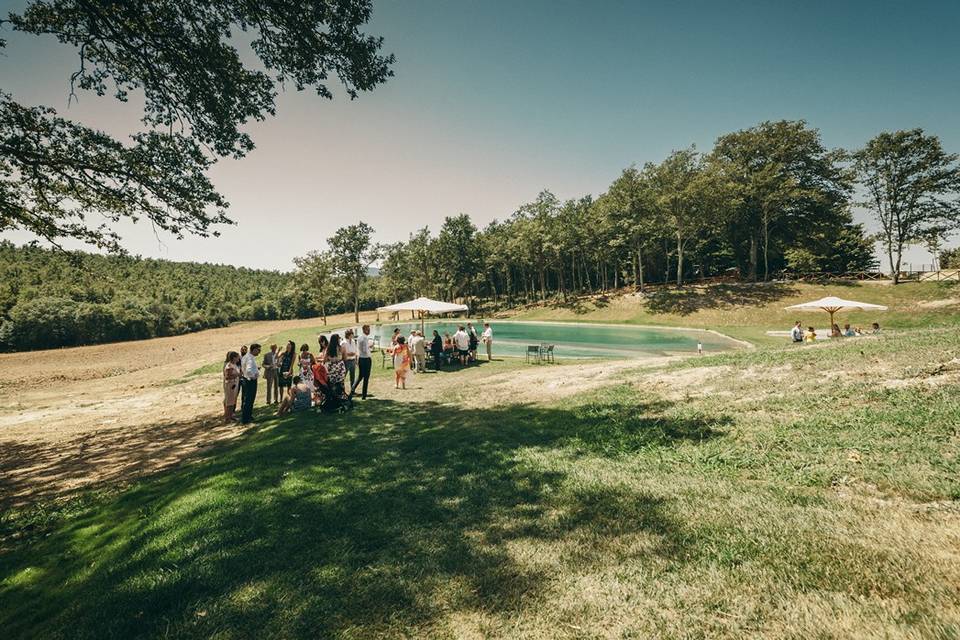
xmin=351 ymin=320 xmax=743 ymax=360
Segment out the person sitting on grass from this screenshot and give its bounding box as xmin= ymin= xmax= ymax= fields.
xmin=790 ymin=320 xmax=804 ymax=343
xmin=277 ymin=376 xmax=312 ymax=416
xmin=804 ymin=326 xmax=817 ymax=342
xmin=843 ymin=323 xmax=855 ymax=337
xmin=871 ymin=322 xmax=882 ymax=334
xmin=831 ymin=323 xmax=842 ymax=338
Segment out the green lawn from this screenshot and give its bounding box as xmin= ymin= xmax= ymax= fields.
xmin=2 ymin=323 xmax=958 ymax=638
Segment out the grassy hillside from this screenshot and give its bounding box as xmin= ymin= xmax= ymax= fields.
xmin=510 ymin=281 xmax=960 ymax=344
xmin=2 ymin=324 xmax=958 ymax=638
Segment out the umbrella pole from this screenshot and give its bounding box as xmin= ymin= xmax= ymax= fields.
xmin=421 ymin=311 xmax=425 ymax=336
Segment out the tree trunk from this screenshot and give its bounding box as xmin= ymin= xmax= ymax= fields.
xmin=353 ymin=290 xmax=359 ymax=323
xmin=749 ymin=235 xmax=758 ymax=282
xmin=887 ymin=240 xmax=900 ymax=285
xmin=762 ymin=213 xmax=770 ymax=282
xmin=637 ymin=245 xmax=645 ymax=293
xmin=676 ymin=234 xmax=684 ymax=286
xmin=893 ymin=242 xmax=904 ymax=285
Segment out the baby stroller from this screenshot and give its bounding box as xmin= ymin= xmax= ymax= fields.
xmin=320 ymin=360 xmax=353 ymax=413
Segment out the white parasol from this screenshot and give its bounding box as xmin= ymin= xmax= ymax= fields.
xmin=785 ymin=296 xmax=888 ymax=330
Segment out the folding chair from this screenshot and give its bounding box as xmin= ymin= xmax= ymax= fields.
xmin=526 ymin=345 xmax=541 ymax=364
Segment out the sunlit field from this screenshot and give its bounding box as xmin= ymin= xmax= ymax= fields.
xmin=3 ymin=302 xmax=958 ymax=638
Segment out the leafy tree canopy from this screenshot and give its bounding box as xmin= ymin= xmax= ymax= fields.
xmin=0 ymin=0 xmax=394 ymax=252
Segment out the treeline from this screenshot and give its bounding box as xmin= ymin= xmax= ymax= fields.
xmin=374 ymin=120 xmax=882 ymax=306
xmin=0 ymin=243 xmax=366 ymax=351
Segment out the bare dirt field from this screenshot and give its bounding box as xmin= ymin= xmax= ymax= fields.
xmin=0 ymin=313 xmax=383 ymax=508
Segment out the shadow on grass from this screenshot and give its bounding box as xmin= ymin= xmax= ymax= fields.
xmin=644 ymin=282 xmax=799 ymax=316
xmin=0 ymin=394 xmax=729 ymax=638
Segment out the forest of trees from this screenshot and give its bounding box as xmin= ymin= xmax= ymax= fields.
xmin=376 ymin=121 xmax=881 ymax=306
xmin=0 ymin=243 xmax=360 ymax=351
xmin=5 ymin=120 xmax=959 ymax=352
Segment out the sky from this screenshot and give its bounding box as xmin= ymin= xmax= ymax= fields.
xmin=2 ymin=0 xmax=959 ymax=270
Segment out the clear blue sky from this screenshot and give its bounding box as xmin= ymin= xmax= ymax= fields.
xmin=2 ymin=0 xmax=958 ymax=269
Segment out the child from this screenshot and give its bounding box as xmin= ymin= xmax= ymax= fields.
xmin=391 ymin=335 xmax=412 ymax=389
xmin=804 ymin=326 xmax=817 ymax=342
xmin=277 ymin=376 xmax=312 ymax=415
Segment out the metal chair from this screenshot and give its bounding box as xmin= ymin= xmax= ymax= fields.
xmin=543 ymin=344 xmax=555 ymax=363
xmin=526 ymin=345 xmax=541 ymax=364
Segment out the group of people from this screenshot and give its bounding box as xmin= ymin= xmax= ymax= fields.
xmin=386 ymin=322 xmax=493 ymax=389
xmin=222 ymin=322 xmax=494 ymax=422
xmin=790 ymin=320 xmax=881 ymax=343
xmin=222 ymin=325 xmax=377 ymax=424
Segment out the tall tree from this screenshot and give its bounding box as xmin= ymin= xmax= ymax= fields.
xmin=649 ymin=148 xmax=707 ymax=286
xmin=853 ymin=129 xmax=960 ymax=283
xmin=1 ymin=0 xmax=393 ymax=252
xmin=433 ymin=214 xmax=480 ymax=301
xmin=328 ymin=222 xmax=381 ymax=322
xmin=292 ymin=250 xmax=337 ymax=324
xmin=710 ymin=121 xmax=851 ymax=281
xmin=606 ymin=166 xmax=656 ymax=291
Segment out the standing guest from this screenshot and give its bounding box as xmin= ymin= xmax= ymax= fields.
xmin=467 ymin=323 xmax=479 ymax=362
xmin=278 ymin=341 xmax=296 ymax=395
xmin=391 ymin=327 xmax=401 ymax=346
xmin=391 ymin=335 xmax=412 ymax=389
xmin=341 ymin=329 xmax=359 ymax=390
xmin=299 ymin=344 xmax=316 ymax=395
xmin=262 ymin=343 xmax=279 ymax=404
xmin=481 ymin=323 xmax=493 ymax=361
xmin=352 ymin=324 xmax=374 ymax=399
xmin=222 ymin=351 xmax=241 ymax=423
xmin=790 ymin=321 xmax=804 ymax=343
xmin=431 ymin=329 xmax=443 ymax=369
xmin=240 ymin=343 xmax=261 ymax=424
xmin=410 ymin=330 xmax=426 ymax=372
xmin=453 ymin=326 xmax=470 ymax=365
xmin=317 ymin=335 xmax=330 ymax=363
xmin=238 ymin=344 xmax=249 ymax=406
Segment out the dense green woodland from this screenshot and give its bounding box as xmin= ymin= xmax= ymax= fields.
xmin=6 ymin=120 xmax=960 ymax=352
xmin=0 ymin=243 xmax=363 ymax=352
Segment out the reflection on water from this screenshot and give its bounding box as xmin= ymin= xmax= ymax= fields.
xmin=324 ymin=320 xmax=740 ymax=360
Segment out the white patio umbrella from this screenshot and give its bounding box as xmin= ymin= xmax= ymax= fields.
xmin=785 ymin=296 xmax=888 ymax=331
xmin=377 ymin=296 xmax=469 ymax=334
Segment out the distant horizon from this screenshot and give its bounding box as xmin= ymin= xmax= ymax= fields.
xmin=2 ymin=0 xmax=957 ymax=270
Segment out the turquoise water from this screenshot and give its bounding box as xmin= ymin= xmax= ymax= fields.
xmin=344 ymin=321 xmax=740 ymax=359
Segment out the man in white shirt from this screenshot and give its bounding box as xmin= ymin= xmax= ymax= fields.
xmin=411 ymin=330 xmax=427 ymax=372
xmin=481 ymin=323 xmax=493 ymax=361
xmin=790 ymin=320 xmax=804 ymax=343
xmin=453 ymin=326 xmax=470 ymax=365
xmin=240 ymin=343 xmax=261 ymax=423
xmin=352 ymin=325 xmax=373 ymax=399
